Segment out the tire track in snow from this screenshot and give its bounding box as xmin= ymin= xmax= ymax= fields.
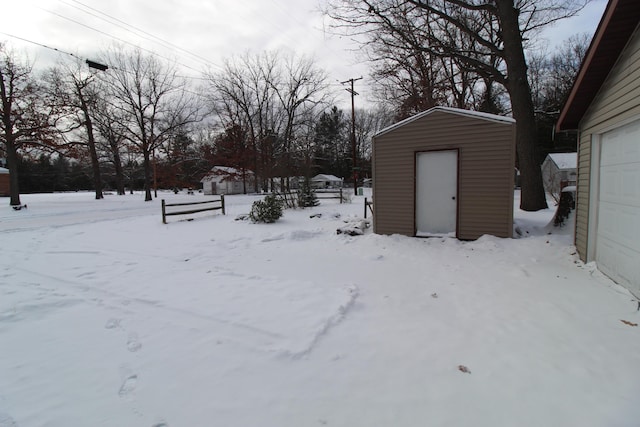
xmin=8 ymin=265 xmax=285 ymax=347
xmin=284 ymin=284 xmax=360 ymax=359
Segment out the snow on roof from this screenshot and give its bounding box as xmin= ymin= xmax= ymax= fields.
xmin=200 ymin=166 xmax=252 ymax=182
xmin=374 ymin=106 xmax=515 ymax=138
xmin=0 ymin=167 xmax=8 ymax=174
xmin=209 ymin=166 xmax=241 ymax=174
xmin=312 ymin=174 xmax=343 ymax=181
xmin=548 ymin=153 xmax=577 ymax=170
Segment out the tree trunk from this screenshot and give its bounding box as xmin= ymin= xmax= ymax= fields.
xmin=76 ymin=82 xmax=103 ymax=200
xmin=83 ymin=112 xmax=104 ymax=200
xmin=109 ymin=137 xmax=126 ymax=195
xmin=143 ymin=147 xmax=153 ymax=201
xmin=5 ymin=135 xmax=21 ymax=206
xmin=496 ymin=0 xmax=548 ymax=211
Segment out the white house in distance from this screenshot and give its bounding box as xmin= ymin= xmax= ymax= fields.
xmin=200 ymin=166 xmax=255 ymax=195
xmin=541 ymin=152 xmax=577 ymax=198
xmin=311 ymin=174 xmax=343 ymax=189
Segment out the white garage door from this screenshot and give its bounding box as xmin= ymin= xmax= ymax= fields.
xmin=596 ymin=119 xmax=640 ymax=296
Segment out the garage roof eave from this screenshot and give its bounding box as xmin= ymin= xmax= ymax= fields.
xmin=556 ymin=0 xmax=640 ymax=132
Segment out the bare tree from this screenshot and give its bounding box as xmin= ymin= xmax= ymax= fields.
xmin=529 ymin=33 xmax=590 ymax=154
xmin=326 ymin=0 xmax=589 ymax=211
xmin=99 ymin=46 xmax=205 ymax=201
xmin=206 ymin=51 xmax=331 ymax=192
xmin=0 ymin=43 xmax=56 ymax=205
xmin=92 ymin=93 xmax=128 ymax=195
xmin=45 ymin=60 xmax=105 ymax=200
xmin=206 ymin=52 xmax=277 ymax=191
xmin=271 ymin=54 xmax=332 ymax=189
xmin=354 ymin=105 xmax=395 ymax=175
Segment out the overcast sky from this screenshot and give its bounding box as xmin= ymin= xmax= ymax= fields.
xmin=3 ymin=0 xmax=608 ymax=106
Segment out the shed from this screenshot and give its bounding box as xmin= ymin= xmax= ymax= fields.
xmin=0 ymin=167 xmax=9 ymax=197
xmin=541 ymin=153 xmax=577 ymax=198
xmin=200 ymin=166 xmax=255 ymax=195
xmin=311 ymin=174 xmax=343 ymax=189
xmin=372 ymin=106 xmax=516 ymax=240
xmin=556 ymin=0 xmax=640 ymax=296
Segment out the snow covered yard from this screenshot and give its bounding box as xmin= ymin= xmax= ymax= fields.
xmin=1 ymin=190 xmax=639 ymax=427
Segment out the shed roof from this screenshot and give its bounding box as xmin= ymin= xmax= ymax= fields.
xmin=200 ymin=166 xmax=252 ymax=183
xmin=374 ymin=106 xmax=515 ymax=138
xmin=557 ymin=0 xmax=640 ymax=131
xmin=312 ymin=174 xmax=342 ymax=182
xmin=547 ymin=153 xmax=577 ymax=170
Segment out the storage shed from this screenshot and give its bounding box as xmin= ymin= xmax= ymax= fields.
xmin=0 ymin=167 xmax=9 ymax=197
xmin=372 ymin=106 xmax=516 ymax=240
xmin=200 ymin=166 xmax=255 ymax=195
xmin=311 ymin=174 xmax=343 ymax=189
xmin=541 ymin=153 xmax=577 ymax=198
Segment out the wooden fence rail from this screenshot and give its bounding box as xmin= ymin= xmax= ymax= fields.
xmin=274 ymin=191 xmax=299 ymax=209
xmin=162 ymin=196 xmax=225 ymax=224
xmin=315 ymin=188 xmax=344 ymax=203
xmin=364 ymin=197 xmax=373 ymax=218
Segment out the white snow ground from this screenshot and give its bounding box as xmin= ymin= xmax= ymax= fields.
xmin=1 ymin=190 xmax=639 ymax=427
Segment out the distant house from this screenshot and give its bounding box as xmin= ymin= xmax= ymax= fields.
xmin=200 ymin=166 xmax=255 ymax=195
xmin=0 ymin=167 xmax=9 ymax=197
xmin=556 ymin=0 xmax=640 ymax=296
xmin=541 ymin=153 xmax=577 ymax=199
xmin=311 ymin=174 xmax=343 ymax=189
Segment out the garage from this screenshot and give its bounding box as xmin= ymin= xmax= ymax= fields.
xmin=595 ymin=119 xmax=640 ymax=294
xmin=555 ymin=0 xmax=640 ymax=298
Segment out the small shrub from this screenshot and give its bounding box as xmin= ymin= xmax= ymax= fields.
xmin=250 ymin=194 xmax=284 ymax=223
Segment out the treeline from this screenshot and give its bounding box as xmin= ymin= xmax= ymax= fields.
xmin=1 ymin=45 xmax=393 ymax=203
xmin=2 ymin=1 xmax=590 ymax=209
xmin=325 ymin=0 xmax=590 ymax=211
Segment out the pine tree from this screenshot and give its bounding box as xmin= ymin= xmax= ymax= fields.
xmin=298 ymin=177 xmax=319 ymax=208
xmin=249 ymin=194 xmax=284 ymax=223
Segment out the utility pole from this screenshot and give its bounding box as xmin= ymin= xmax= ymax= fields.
xmin=341 ymin=76 xmax=363 ymax=197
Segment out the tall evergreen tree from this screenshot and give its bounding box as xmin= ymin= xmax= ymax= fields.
xmin=313 ymin=106 xmax=349 ymax=178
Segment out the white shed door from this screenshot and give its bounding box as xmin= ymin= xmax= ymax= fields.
xmin=416 ymin=150 xmax=458 ymax=236
xmin=596 ymin=119 xmax=640 ymax=295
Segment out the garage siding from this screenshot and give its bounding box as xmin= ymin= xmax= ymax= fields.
xmin=372 ymin=109 xmax=515 ymax=240
xmin=575 ymin=26 xmax=640 ymax=261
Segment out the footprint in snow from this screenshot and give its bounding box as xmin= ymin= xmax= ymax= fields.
xmin=0 ymin=412 xmax=18 ymax=427
xmin=118 ymin=374 xmax=138 ymax=397
xmin=127 ymin=333 xmax=142 ymax=352
xmin=105 ymin=318 xmax=121 ymax=329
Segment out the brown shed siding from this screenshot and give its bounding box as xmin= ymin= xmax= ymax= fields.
xmin=372 ymin=109 xmax=515 ymax=240
xmin=0 ymin=172 xmax=9 ymax=197
xmin=574 ymin=27 xmax=640 ymax=261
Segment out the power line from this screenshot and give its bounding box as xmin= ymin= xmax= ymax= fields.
xmin=61 ymin=0 xmax=219 ymax=70
xmin=0 ymin=31 xmax=82 ymax=61
xmin=0 ymin=32 xmax=211 ymax=84
xmin=35 ymin=4 xmax=209 ymax=76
